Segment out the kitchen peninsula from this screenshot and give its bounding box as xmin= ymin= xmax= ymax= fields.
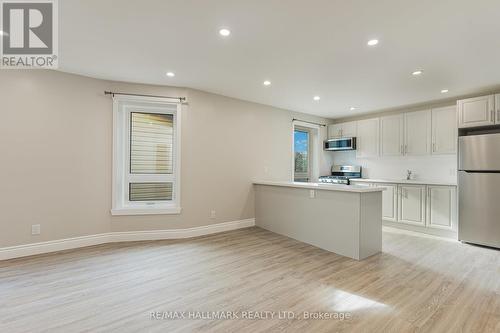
xmin=253 ymin=181 xmax=384 ymax=260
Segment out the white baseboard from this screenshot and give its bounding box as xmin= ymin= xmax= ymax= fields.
xmin=0 ymin=219 xmax=255 ymax=261
xmin=383 ymin=226 xmax=458 ymax=242
xmin=382 ymin=221 xmax=458 ymax=240
xmin=109 ymin=219 xmax=255 ymax=242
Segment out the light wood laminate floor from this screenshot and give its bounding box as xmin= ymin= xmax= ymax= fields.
xmin=1 ymin=227 xmax=499 ymax=333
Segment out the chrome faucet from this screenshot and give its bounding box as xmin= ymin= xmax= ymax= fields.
xmin=406 ymin=170 xmax=412 ymax=180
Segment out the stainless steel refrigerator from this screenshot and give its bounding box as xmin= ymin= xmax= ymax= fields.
xmin=458 ymin=133 xmax=500 ymax=248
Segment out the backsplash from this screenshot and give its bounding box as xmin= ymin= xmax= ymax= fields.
xmin=330 ymin=151 xmax=458 ymax=184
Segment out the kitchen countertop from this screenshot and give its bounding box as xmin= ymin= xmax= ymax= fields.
xmin=350 ymin=178 xmax=457 ymax=186
xmin=253 ymin=180 xmax=385 ymax=193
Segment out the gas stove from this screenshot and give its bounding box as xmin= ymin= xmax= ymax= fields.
xmin=318 ymin=165 xmax=362 ymax=185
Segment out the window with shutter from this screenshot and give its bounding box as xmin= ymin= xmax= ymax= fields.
xmin=112 ymin=96 xmax=181 ymax=215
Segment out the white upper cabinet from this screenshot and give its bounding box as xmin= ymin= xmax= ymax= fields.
xmin=328 ymin=124 xmax=342 ymax=139
xmin=356 ymin=118 xmax=379 ymax=158
xmin=342 ymin=121 xmax=357 ymax=138
xmin=328 ymin=103 xmax=460 ymax=158
xmin=404 ymin=110 xmax=431 ymax=156
xmin=380 ymin=115 xmax=404 ymax=156
xmin=328 ymin=121 xmax=357 ymax=139
xmin=432 ymin=106 xmax=457 ymax=155
xmin=457 ymin=95 xmax=495 ymax=128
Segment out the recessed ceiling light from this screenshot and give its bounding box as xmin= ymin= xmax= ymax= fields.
xmin=350 ymin=107 xmax=357 ymax=111
xmin=412 ymin=70 xmax=423 ymax=76
xmin=166 ymin=72 xmax=175 ymax=77
xmin=313 ymin=96 xmax=321 ymax=101
xmin=219 ymin=28 xmax=231 ymax=37
xmin=441 ymin=89 xmax=449 ymax=93
xmin=367 ymin=39 xmax=379 ymax=46
xmin=263 ymin=80 xmax=271 ymax=86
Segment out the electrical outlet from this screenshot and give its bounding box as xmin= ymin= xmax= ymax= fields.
xmin=309 ymin=190 xmax=316 ymax=199
xmin=210 ymin=210 xmax=216 ymax=219
xmin=31 ymin=224 xmax=41 ymax=235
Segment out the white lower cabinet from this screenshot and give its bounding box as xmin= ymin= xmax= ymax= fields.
xmin=398 ymin=185 xmax=426 ymax=226
xmin=350 ymin=181 xmax=457 ymax=234
xmin=381 ymin=183 xmax=397 ymax=221
xmin=426 ymin=186 xmax=456 ymax=230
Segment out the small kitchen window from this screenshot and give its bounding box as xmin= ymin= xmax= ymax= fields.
xmin=112 ymin=96 xmax=181 ymax=215
xmin=294 ymin=127 xmax=311 ymax=182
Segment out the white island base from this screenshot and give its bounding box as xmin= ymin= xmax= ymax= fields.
xmin=254 ymin=181 xmax=384 ymax=260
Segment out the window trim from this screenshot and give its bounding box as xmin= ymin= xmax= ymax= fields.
xmin=291 ymin=120 xmax=320 ymax=183
xmin=293 ymin=127 xmax=311 ymax=182
xmin=111 ymin=95 xmax=182 ymax=216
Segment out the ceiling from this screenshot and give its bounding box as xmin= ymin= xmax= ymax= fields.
xmin=59 ymin=0 xmax=500 ymax=118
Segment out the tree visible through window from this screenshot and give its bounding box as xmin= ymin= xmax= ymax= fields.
xmin=294 ymin=129 xmax=310 ymax=182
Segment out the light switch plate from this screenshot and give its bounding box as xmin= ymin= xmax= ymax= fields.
xmin=309 ymin=190 xmax=315 ymax=199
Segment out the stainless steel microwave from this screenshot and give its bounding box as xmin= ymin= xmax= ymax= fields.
xmin=324 ymin=137 xmax=356 ymax=151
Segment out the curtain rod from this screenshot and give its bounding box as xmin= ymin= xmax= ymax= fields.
xmin=104 ymin=91 xmax=186 ymax=102
xmin=292 ymin=118 xmax=326 ymax=127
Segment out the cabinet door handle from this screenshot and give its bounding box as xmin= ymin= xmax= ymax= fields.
xmin=405 ymin=144 xmax=408 ymax=154
xmin=492 ymin=109 xmax=495 ymax=122
xmin=400 ymin=145 xmax=404 ymax=154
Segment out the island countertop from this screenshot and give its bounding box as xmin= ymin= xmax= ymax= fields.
xmin=350 ymin=178 xmax=457 ymax=186
xmin=253 ymin=180 xmax=386 ymax=193
xmin=254 ymin=179 xmax=383 ymax=260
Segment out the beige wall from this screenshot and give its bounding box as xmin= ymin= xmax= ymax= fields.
xmin=0 ymin=70 xmax=331 ymax=247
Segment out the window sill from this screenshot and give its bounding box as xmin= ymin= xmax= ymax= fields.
xmin=111 ymin=207 xmax=182 ymax=216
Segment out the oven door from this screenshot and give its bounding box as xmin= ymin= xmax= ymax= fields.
xmin=324 ymin=137 xmax=356 ymax=151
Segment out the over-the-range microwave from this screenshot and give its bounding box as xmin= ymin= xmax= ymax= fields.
xmin=324 ymin=137 xmax=356 ymax=151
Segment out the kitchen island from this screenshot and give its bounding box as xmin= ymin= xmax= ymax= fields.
xmin=253 ymin=181 xmax=384 ymax=260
